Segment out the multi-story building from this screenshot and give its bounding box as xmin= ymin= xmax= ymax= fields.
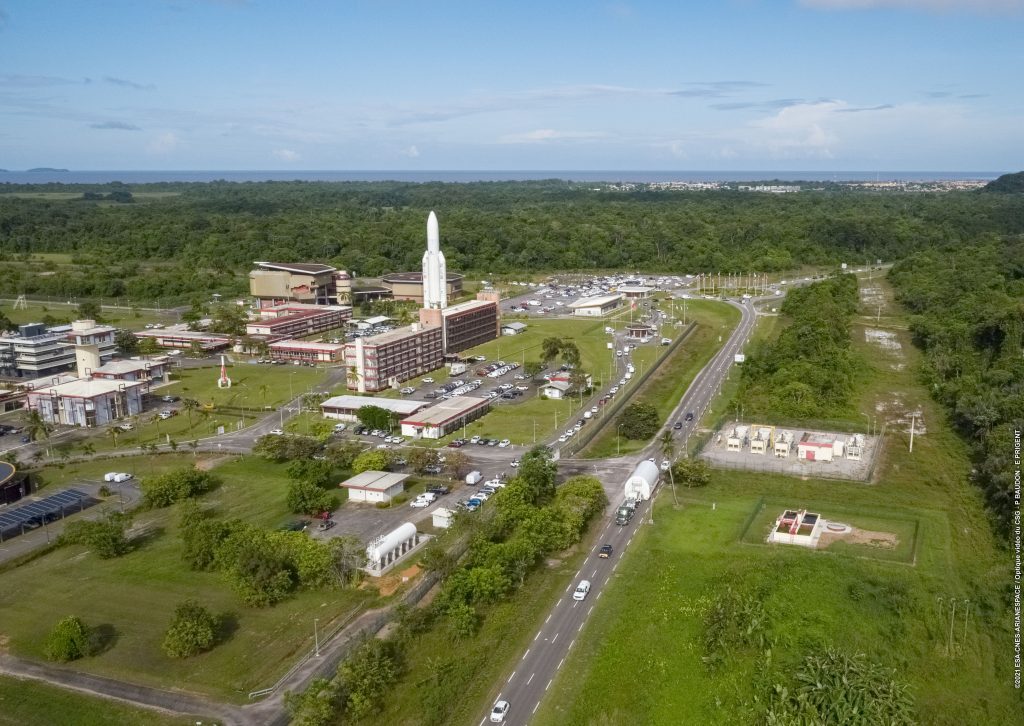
xmin=345 ymin=324 xmax=444 ymax=393
xmin=245 ymin=303 xmax=351 ymax=338
xmin=381 ymin=271 xmax=464 ymax=304
xmin=27 ymin=377 xmax=144 ymax=427
xmin=440 ymin=299 xmax=499 ymax=354
xmin=268 ymin=340 xmax=346 ymax=364
xmin=89 ymin=359 xmax=168 ymax=392
xmin=249 ymin=262 xmax=348 ymax=308
xmin=0 ymin=321 xmax=117 ymax=379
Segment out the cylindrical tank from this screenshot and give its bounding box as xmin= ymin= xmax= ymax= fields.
xmin=624 ymin=460 xmax=659 ymax=501
xmin=366 ymin=521 xmax=417 ymax=564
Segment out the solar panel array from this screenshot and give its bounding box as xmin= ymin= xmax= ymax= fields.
xmin=0 ymin=488 xmax=90 ymax=534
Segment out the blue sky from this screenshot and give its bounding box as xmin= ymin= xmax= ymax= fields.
xmin=1 ymin=0 xmax=1021 ymax=171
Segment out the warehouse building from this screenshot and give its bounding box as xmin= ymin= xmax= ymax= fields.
xmin=320 ymin=395 xmax=428 ymax=422
xmin=249 ymin=261 xmax=350 ymax=308
xmin=245 ymin=303 xmax=351 ymax=338
xmin=569 ymin=293 xmax=623 ymax=317
xmin=501 ymin=322 xmax=527 ymax=336
xmin=400 ymin=396 xmax=491 ymax=439
xmin=345 ymin=324 xmax=444 ymax=393
xmin=89 ymin=359 xmax=168 ymax=392
xmin=381 ymin=271 xmax=464 ymax=304
xmin=135 ymin=328 xmax=231 ymax=352
xmin=339 ymin=471 xmax=410 ymax=504
xmin=27 ymin=377 xmax=144 ymax=427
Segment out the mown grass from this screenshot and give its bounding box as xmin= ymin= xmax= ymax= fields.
xmin=0 ymin=300 xmax=180 ymax=328
xmin=535 ymin=276 xmax=1016 ymax=726
xmin=0 ymin=675 xmax=198 ymax=726
xmin=0 ymin=454 xmax=376 ymax=702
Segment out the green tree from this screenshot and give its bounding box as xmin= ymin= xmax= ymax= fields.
xmin=328 ymin=535 xmax=367 ymax=587
xmin=115 ymin=329 xmax=139 ymax=355
xmin=524 ymin=360 xmax=545 ymax=378
xmin=356 ymin=405 xmax=393 ymax=432
xmin=44 ymin=616 xmax=95 ymax=662
xmin=77 ymin=300 xmax=102 ymax=321
xmin=339 ymin=638 xmax=401 ymax=720
xmin=22 ymin=409 xmax=51 ymax=456
xmin=59 ymin=511 xmax=132 ymax=558
xmin=285 ymin=677 xmax=344 ymax=726
xmin=287 ymin=479 xmax=338 ymax=516
xmin=671 ymin=457 xmax=710 ymax=489
xmin=443 ymin=449 xmax=469 ymax=478
xmin=407 ymin=447 xmax=439 ymax=474
xmin=325 ymin=440 xmax=363 ymax=469
xmin=181 ymin=398 xmax=200 ymax=430
xmin=162 ymin=600 xmax=219 ymax=659
xmin=517 ymin=445 xmax=558 ymax=502
xmin=209 ymin=302 xmax=247 ymax=336
xmin=138 ymin=336 xmax=161 ymax=355
xmin=141 ymin=467 xmax=219 ymax=508
xmin=541 ymin=337 xmax=563 ymax=365
xmin=352 ymin=449 xmax=392 ymax=474
xmin=618 ymin=402 xmax=659 ymax=440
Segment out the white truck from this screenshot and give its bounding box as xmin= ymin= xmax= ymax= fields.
xmin=465 ymin=470 xmax=483 ymax=485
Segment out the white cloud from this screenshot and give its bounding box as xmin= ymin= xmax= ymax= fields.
xmin=745 ymin=101 xmax=842 ymax=158
xmin=497 ymin=129 xmax=609 ymax=144
xmin=401 ymin=145 xmax=420 ymax=158
xmin=801 ymin=0 xmax=1023 ymax=12
xmin=272 ymin=148 xmax=300 ymax=162
xmin=147 ymin=132 xmax=180 ymax=154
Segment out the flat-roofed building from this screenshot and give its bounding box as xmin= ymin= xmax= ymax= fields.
xmin=382 ymin=271 xmax=464 ymax=304
xmin=89 ymin=359 xmax=168 ymax=391
xmin=345 ymin=324 xmax=444 ymax=393
xmin=27 ymin=377 xmax=144 ymax=427
xmin=268 ymin=340 xmax=346 ymax=363
xmin=501 ymin=322 xmax=527 ymax=336
xmin=320 ymin=395 xmax=428 ymax=422
xmin=135 ymin=329 xmax=232 ymax=352
xmin=246 ymin=303 xmax=351 ymax=338
xmin=440 ymin=299 xmax=499 ymax=353
xmin=0 ymin=320 xmax=117 ymax=379
xmin=617 ymin=284 xmax=654 ymax=299
xmin=250 ymin=261 xmax=343 ymax=308
xmin=569 ymin=293 xmax=623 ymax=317
xmin=400 ymin=396 xmax=490 ymax=439
xmin=625 ymin=322 xmax=655 ymax=341
xmin=339 ymin=471 xmax=410 ymax=504
xmin=797 ymin=433 xmax=845 ymax=462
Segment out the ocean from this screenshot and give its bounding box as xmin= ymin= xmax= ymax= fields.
xmin=0 ymin=170 xmax=1003 ymax=185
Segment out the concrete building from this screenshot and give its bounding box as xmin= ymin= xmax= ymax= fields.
xmin=419 ymin=298 xmax=499 ymax=355
xmin=89 ymin=359 xmax=168 ymax=392
xmin=774 ymin=430 xmax=793 ymax=458
xmin=768 ymin=509 xmax=825 ymax=548
xmin=381 ymin=271 xmax=464 ymax=304
xmin=400 ymin=396 xmax=491 ymax=439
xmin=0 ymin=320 xmax=117 ymax=379
xmin=268 ymin=340 xmax=346 ymax=363
xmin=340 ymin=471 xmax=410 ymax=504
xmin=320 ymin=395 xmax=428 ymax=422
xmin=501 ymin=322 xmax=527 ymax=336
xmin=540 ymin=380 xmax=571 ymax=399
xmin=27 ymin=377 xmax=144 ymax=427
xmin=727 ymin=425 xmax=748 ymax=452
xmin=345 ymin=324 xmax=444 ymax=393
xmin=569 ymin=293 xmax=623 ymax=317
xmin=750 ymin=427 xmax=772 ymax=455
xmin=797 ymin=433 xmax=845 ymax=462
xmin=135 ymin=329 xmax=231 ymax=352
xmin=249 ymin=262 xmax=345 ymax=308
xmin=432 ymin=507 xmax=455 ymax=529
xmin=618 ymin=284 xmax=654 ymax=299
xmin=246 ymin=303 xmax=351 ymax=338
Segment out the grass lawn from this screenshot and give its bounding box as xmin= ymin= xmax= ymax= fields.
xmin=0 ymin=675 xmax=198 ymax=726
xmin=535 ymin=275 xmax=1016 ymax=726
xmin=0 ymin=300 xmax=181 ymax=329
xmin=31 ymin=453 xmax=210 ymax=491
xmin=582 ymin=300 xmax=741 ymax=458
xmin=164 ymin=364 xmax=328 ymax=410
xmin=0 ymin=454 xmax=376 ymax=702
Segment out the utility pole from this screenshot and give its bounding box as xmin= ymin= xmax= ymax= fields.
xmin=909 ymin=414 xmax=916 ymax=453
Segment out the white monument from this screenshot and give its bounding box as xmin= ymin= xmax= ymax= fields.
xmin=421 ymin=211 xmax=447 ymax=309
xmin=217 ymin=355 xmax=232 ymax=389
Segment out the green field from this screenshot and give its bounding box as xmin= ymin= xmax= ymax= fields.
xmin=0 ymin=454 xmax=376 ymax=702
xmin=0 ymin=299 xmax=181 ymax=329
xmin=0 ymin=675 xmax=197 ymax=726
xmin=582 ymin=300 xmax=741 ymax=458
xmin=535 ymin=277 xmax=1016 ymax=725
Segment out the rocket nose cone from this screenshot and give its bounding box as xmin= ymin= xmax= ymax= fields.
xmin=427 ymin=210 xmax=439 ymax=250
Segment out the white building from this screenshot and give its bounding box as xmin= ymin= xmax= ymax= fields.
xmin=400 ymin=396 xmax=491 ymax=439
xmin=432 ymin=507 xmax=455 ymax=529
xmin=320 ymin=395 xmax=428 ymax=422
xmin=797 ymin=433 xmax=844 ymax=462
xmin=26 ymin=377 xmax=145 ymax=427
xmin=501 ymin=322 xmax=528 ymax=336
xmin=569 ymin=293 xmax=623 ymax=317
xmin=539 ymin=380 xmax=572 ymax=399
xmin=768 ymin=509 xmax=826 ymax=548
xmin=340 ymin=471 xmax=409 ymax=504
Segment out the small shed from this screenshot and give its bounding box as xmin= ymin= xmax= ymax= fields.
xmin=797 ymin=433 xmax=838 ymax=463
xmin=501 ymin=322 xmax=528 ymax=336
xmin=340 ymin=471 xmax=409 ymax=503
xmin=432 ymin=507 xmax=455 ymax=529
xmin=624 ymin=460 xmax=660 ymax=501
xmin=540 ymin=380 xmax=571 ymax=400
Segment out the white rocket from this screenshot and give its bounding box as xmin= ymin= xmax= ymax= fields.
xmin=421 ymin=210 xmax=447 ymax=309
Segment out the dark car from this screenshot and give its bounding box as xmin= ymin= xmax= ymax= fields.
xmin=673 ymin=421 xmax=683 ymax=430
xmin=599 ymin=544 xmax=613 ymax=558
xmin=422 ymin=464 xmax=443 ymax=475
xmin=279 ymin=520 xmax=309 ymax=532
xmin=428 ymin=485 xmax=450 ymax=496
xmin=317 ymin=519 xmax=336 ymax=531
xmin=685 ymin=412 xmax=694 ymax=421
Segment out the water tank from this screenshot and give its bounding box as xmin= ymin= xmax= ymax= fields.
xmin=624 ymin=460 xmax=660 ymax=501
xmin=366 ymin=522 xmax=417 ymax=564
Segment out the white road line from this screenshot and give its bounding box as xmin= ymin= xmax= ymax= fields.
xmin=592 ymin=569 xmax=597 ymax=577
xmin=534 ymin=631 xmax=540 ymax=642
xmin=578 ymin=622 xmax=584 ymax=632
xmin=588 ymin=605 xmax=594 ymax=616
xmin=551 ymin=632 xmax=559 ymax=644
xmin=546 ymin=678 xmax=553 ymax=691
xmin=522 ymin=648 xmax=530 ymax=660
xmin=508 ymin=671 xmax=515 ymax=683
xmin=597 ymin=590 xmax=603 ymax=599
xmin=558 ymin=657 xmax=565 ymax=670
xmin=527 ymin=672 xmax=535 ymax=685
xmin=533 ymin=702 xmax=540 ymax=714
xmin=545 ymin=613 xmax=551 ymax=624
xmin=570 ymin=637 xmax=576 ymax=649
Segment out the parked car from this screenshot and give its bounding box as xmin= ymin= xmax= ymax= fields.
xmin=317 ymin=519 xmax=336 ymax=531
xmin=422 ymin=377 xmax=434 ymax=383
xmin=399 ymin=387 xmax=415 ymax=395
xmin=410 ymin=497 xmax=430 ymax=508
xmin=269 ymin=428 xmax=285 ymax=435
xmin=510 ymin=459 xmax=519 ymax=468
xmin=423 ymin=464 xmax=443 ymax=475
xmin=427 ymin=486 xmax=450 ymax=496
xmin=573 ymin=580 xmax=591 ymax=601
xmin=599 ymin=544 xmax=613 ymax=558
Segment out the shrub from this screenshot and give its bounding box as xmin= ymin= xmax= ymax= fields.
xmin=59 ymin=512 xmax=131 ymax=559
xmin=286 ymin=479 xmax=338 ymax=516
xmin=162 ymin=600 xmax=219 ymax=658
xmin=285 ymin=677 xmax=345 ymax=726
xmin=617 ymin=402 xmax=659 ymax=440
xmin=44 ymin=616 xmax=94 ymax=662
xmin=141 ymin=467 xmax=218 ymax=508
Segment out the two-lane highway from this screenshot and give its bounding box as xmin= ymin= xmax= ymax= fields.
xmin=481 ymin=494 xmax=652 ymax=726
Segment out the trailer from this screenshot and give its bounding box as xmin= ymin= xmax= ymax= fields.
xmin=624 ymin=460 xmax=659 ymax=501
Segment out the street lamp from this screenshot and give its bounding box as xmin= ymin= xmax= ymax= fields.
xmin=617 ymin=423 xmax=625 ymax=457
xmin=314 ymin=618 xmax=320 ymax=657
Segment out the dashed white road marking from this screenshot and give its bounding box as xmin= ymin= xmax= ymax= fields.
xmin=551 ymin=632 xmax=559 ymax=644
xmin=527 ymin=672 xmax=535 ymax=685
xmin=522 ymin=648 xmax=530 ymax=660
xmin=508 ymin=671 xmax=515 ymax=683
xmin=546 ymin=678 xmax=553 ymax=691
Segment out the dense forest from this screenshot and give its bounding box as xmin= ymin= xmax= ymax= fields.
xmin=888 ymin=237 xmax=1024 ymax=535
xmin=2 ymin=181 xmax=1024 ymax=303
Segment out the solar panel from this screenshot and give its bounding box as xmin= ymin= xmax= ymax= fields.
xmin=0 ymin=488 xmax=91 ymax=533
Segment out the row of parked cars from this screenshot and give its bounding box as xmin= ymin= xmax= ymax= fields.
xmin=477 ymin=361 xmax=521 ymax=378
xmin=459 ymin=477 xmax=505 ymax=512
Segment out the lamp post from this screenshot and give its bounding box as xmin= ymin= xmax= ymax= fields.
xmin=617 ymin=423 xmax=624 ymax=457
xmin=314 ymin=618 xmax=320 ymax=657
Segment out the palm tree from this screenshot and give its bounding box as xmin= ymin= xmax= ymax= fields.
xmin=23 ymin=409 xmax=51 ymax=457
xmin=188 ymin=439 xmax=199 ymax=458
xmin=107 ymin=426 xmax=120 ymax=450
xmin=659 ymin=429 xmax=678 ymax=506
xmin=182 ymin=398 xmax=200 ymax=430
xmin=258 ymin=384 xmax=271 ymax=410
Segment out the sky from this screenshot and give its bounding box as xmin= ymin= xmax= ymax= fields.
xmin=0 ymin=0 xmax=1022 ymax=171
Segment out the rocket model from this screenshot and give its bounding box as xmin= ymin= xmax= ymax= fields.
xmin=421 ymin=210 xmax=447 ymax=309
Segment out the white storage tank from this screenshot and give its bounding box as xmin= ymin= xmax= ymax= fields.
xmin=624 ymin=460 xmax=660 ymax=501
xmin=366 ymin=521 xmax=418 ymax=570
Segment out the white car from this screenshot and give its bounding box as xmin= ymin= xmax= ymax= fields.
xmin=490 ymin=700 xmax=510 ymax=723
xmin=470 ymin=435 xmax=481 ymax=444
xmin=661 ymin=460 xmax=671 ymax=472
xmin=510 ymin=459 xmax=519 ymax=467
xmin=573 ymin=580 xmax=591 ymax=601
xmin=103 ymin=472 xmax=119 ymax=482
xmin=422 ymin=377 xmax=435 ymax=383
xmin=558 ymin=434 xmax=569 ymax=443
xmin=410 ymin=497 xmax=430 ymax=508
xmin=268 ymin=428 xmax=285 ymax=435
xmin=113 ymin=472 xmax=133 ymax=483
xmin=376 ymin=443 xmax=390 ymax=450
xmin=498 ymin=439 xmax=511 ymax=448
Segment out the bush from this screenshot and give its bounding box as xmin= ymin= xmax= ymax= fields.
xmin=285 ymin=677 xmax=345 ymax=726
xmin=162 ymin=600 xmax=219 ymax=659
xmin=44 ymin=616 xmax=94 ymax=662
xmin=59 ymin=511 xmax=131 ymax=559
xmin=141 ymin=467 xmax=219 ymax=508
xmin=617 ymin=402 xmax=659 ymax=440
xmin=253 ymin=433 xmax=321 ymax=462
xmin=286 ymin=479 xmax=338 ymax=516
xmin=352 ymin=449 xmax=392 ymax=474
